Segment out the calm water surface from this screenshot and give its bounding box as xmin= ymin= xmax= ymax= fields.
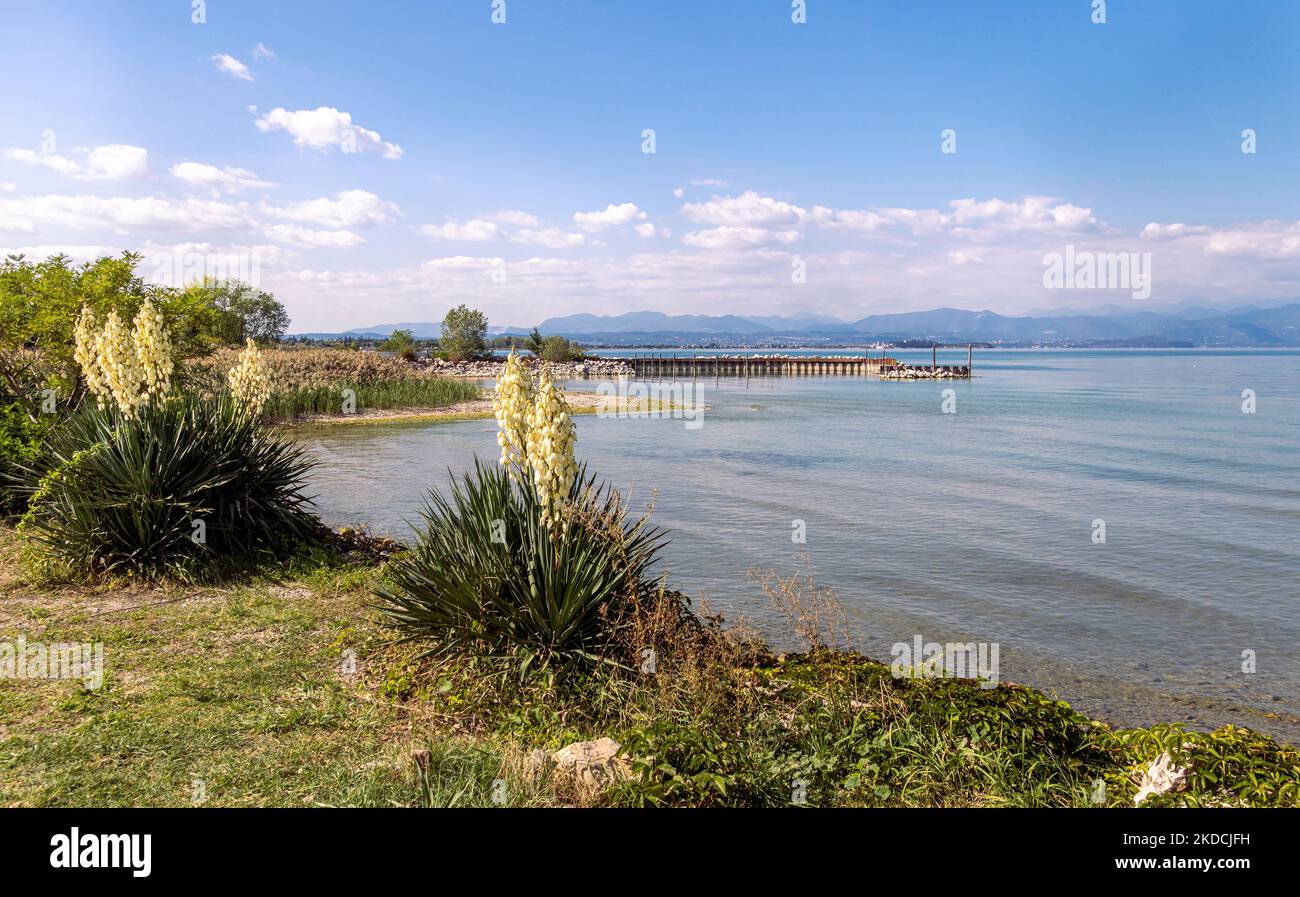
xmin=295 ymin=349 xmax=1300 ymax=742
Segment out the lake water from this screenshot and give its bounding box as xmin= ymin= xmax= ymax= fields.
xmin=294 ymin=349 xmax=1300 ymax=742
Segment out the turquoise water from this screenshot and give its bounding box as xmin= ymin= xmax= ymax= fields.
xmin=295 ymin=349 xmax=1300 ymax=741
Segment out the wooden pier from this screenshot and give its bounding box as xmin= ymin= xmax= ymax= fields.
xmin=622 ymin=354 xmax=896 ymax=377
xmin=619 ymin=351 xmax=972 ymax=379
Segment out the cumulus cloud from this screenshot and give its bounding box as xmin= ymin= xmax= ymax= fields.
xmin=264 ymin=189 xmax=399 ymax=228
xmin=1203 ymin=223 xmax=1300 ymax=259
xmin=681 ymin=225 xmax=801 ymax=249
xmin=252 ymin=42 xmax=275 ymax=61
xmin=211 ymin=53 xmax=254 ymax=81
xmin=261 ymin=224 xmax=365 ymax=247
xmin=419 ymin=219 xmax=502 ymax=241
xmin=253 ymin=106 xmax=403 ymax=159
xmin=806 ymin=206 xmax=890 ymax=233
xmin=1141 ymin=222 xmax=1212 ymax=240
xmin=682 ymin=191 xmax=805 ymax=228
xmin=0 ymin=188 xmax=396 ymax=248
xmin=2 ymin=144 xmax=148 ymax=180
xmin=0 ymin=194 xmax=250 ymax=234
xmin=489 ymin=210 xmax=540 ymax=227
xmin=511 ymin=228 xmax=586 ymax=249
xmin=170 ymin=161 xmax=275 ymax=193
xmin=0 ymin=243 xmax=123 ymax=263
xmin=573 ymin=201 xmax=646 ymax=232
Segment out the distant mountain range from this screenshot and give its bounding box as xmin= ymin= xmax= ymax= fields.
xmin=291 ymin=302 xmax=1300 ymax=347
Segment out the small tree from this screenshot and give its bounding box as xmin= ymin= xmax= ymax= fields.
xmin=440 ymin=304 xmax=488 ymax=362
xmin=527 ymin=327 xmax=545 ymax=357
xmin=380 ymin=328 xmax=417 ymax=360
xmin=541 ymin=335 xmax=582 ymax=362
xmin=201 ymin=280 xmax=290 ymax=345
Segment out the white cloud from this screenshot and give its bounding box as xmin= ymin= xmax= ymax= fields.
xmin=252 ymin=42 xmax=275 ymax=61
xmin=573 ymin=201 xmax=646 ymax=232
xmin=489 ymin=209 xmax=540 ymax=227
xmin=682 ymin=191 xmax=805 ymax=228
xmin=511 ymin=228 xmax=586 ymax=248
xmin=419 ymin=219 xmax=502 ymax=241
xmin=672 ymin=187 xmax=684 ymax=198
xmin=211 ymin=53 xmax=254 ymax=81
xmin=0 ymin=194 xmax=251 ymax=233
xmin=1203 ymin=223 xmax=1300 ymax=259
xmin=944 ymin=196 xmax=1099 ymax=238
xmin=0 ymin=187 xmax=399 ymax=245
xmin=264 ymin=189 xmax=399 ymax=228
xmin=84 ymin=145 xmax=149 ymax=180
xmin=261 ymin=224 xmax=365 ymax=248
xmin=681 ymin=225 xmax=802 ymax=249
xmin=634 ymin=222 xmax=656 ymax=238
xmin=1141 ymin=222 xmax=1212 ymax=240
xmin=2 ymin=144 xmax=148 ymax=180
xmin=253 ymin=106 xmax=403 ymax=160
xmin=807 ymin=206 xmax=890 ymax=233
xmin=170 ymin=161 xmax=275 ymax=193
xmin=3 ymin=148 xmax=82 ymax=176
xmin=0 ymin=244 xmax=123 ymax=263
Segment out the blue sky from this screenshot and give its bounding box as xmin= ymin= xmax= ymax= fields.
xmin=2 ymin=0 xmax=1299 ymax=330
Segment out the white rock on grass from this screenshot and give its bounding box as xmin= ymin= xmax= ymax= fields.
xmin=545 ymin=737 xmax=630 ymax=797
xmin=1133 ymin=751 xmax=1190 ymax=805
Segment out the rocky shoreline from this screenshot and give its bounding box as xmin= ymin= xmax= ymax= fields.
xmin=425 ymin=356 xmax=635 ymax=379
xmin=880 ymin=366 xmax=970 ymax=380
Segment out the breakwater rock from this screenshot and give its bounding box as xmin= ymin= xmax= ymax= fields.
xmin=425 ymin=357 xmax=635 ymax=379
xmin=879 ymin=365 xmax=971 ymax=380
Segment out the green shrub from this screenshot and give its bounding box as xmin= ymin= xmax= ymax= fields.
xmin=541 ymin=336 xmax=583 ymax=363
xmin=373 ymin=459 xmax=667 ymax=676
xmin=0 ymin=401 xmax=55 ymax=517
xmin=15 ymin=394 xmax=319 ymax=579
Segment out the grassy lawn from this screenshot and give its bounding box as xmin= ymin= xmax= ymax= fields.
xmin=0 ymin=526 xmax=554 ymax=807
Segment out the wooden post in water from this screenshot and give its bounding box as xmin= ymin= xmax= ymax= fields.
xmin=932 ymin=345 xmax=937 ymax=371
xmin=968 ymin=344 xmax=972 ymax=375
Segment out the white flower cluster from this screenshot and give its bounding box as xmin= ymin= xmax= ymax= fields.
xmin=525 ymin=369 xmax=578 ymax=531
xmin=492 ymin=352 xmax=578 ymax=531
xmin=132 ymin=300 xmax=173 ymax=400
xmin=227 ymin=338 xmax=272 ymax=417
xmin=73 ymin=301 xmax=174 ymax=417
xmin=492 ymin=349 xmax=534 ymax=476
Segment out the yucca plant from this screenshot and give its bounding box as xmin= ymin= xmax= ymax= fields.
xmin=16 ymin=393 xmax=318 ymax=579
xmin=373 ymin=459 xmax=667 ymax=676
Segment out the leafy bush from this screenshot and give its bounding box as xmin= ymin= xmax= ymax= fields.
xmin=0 ymin=351 xmax=63 ymax=517
xmin=541 ymin=335 xmax=584 ymax=363
xmin=0 ymin=401 xmax=53 ymax=516
xmin=373 ymin=459 xmax=667 ymax=675
xmin=525 ymin=328 xmax=584 ymax=363
xmin=16 ymin=394 xmax=318 ymax=579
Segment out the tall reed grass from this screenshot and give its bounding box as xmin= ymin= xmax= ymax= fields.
xmin=188 ymin=348 xmax=482 ymax=421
